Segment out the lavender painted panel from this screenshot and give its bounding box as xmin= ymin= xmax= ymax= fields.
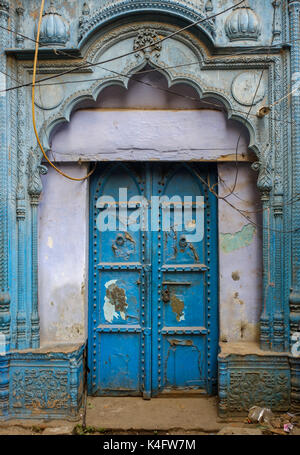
xmin=51 ymin=109 xmax=250 ymax=161
xmin=218 ymin=162 xmax=263 ymax=343
xmin=38 ymin=164 xmax=89 ymax=344
xmin=51 ymin=74 xmax=250 ymax=162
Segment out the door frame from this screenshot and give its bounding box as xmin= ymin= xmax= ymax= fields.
xmin=87 ymin=162 xmax=219 ymax=397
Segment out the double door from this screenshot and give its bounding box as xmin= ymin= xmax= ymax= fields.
xmin=88 ymin=163 xmax=218 ymax=397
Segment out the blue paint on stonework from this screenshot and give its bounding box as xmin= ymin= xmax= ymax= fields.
xmin=0 ymin=0 xmax=298 ymax=419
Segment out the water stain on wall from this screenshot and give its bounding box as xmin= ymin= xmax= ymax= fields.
xmin=220 ymin=224 xmax=256 ymax=253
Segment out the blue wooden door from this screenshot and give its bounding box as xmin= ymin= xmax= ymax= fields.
xmin=88 ymin=163 xmax=218 ymax=397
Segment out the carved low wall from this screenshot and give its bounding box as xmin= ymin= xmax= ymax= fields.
xmin=6 ymin=344 xmax=85 ymax=420
xmin=218 ymin=343 xmax=291 ymax=416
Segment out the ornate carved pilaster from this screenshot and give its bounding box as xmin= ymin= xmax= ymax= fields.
xmin=288 ymin=0 xmax=300 ymax=342
xmin=272 ymin=50 xmax=286 ymax=352
xmin=252 ymin=151 xmax=273 ymax=350
xmin=0 ymin=0 xmax=10 ymax=417
xmin=28 ymin=149 xmax=47 ymax=349
xmin=288 ymin=0 xmax=300 ymax=413
xmin=16 ymin=185 xmax=27 ymax=349
xmin=273 ymin=185 xmax=285 ymax=351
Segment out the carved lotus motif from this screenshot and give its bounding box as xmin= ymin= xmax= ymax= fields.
xmin=37 ymin=0 xmax=69 ymax=47
xmin=133 ymin=29 xmax=162 ymax=60
xmin=225 ymin=6 xmax=261 ymax=42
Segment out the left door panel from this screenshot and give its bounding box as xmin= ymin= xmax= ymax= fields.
xmin=88 ymin=163 xmax=148 ymax=396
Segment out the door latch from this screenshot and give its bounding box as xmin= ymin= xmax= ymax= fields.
xmin=162 ymin=288 xmax=170 ymax=303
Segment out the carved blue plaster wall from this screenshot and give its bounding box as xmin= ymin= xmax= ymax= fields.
xmin=0 ymin=0 xmax=298 ymax=418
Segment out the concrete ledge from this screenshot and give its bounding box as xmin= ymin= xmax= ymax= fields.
xmin=219 ymin=341 xmax=290 ymax=357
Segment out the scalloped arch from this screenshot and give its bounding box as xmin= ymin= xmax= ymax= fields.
xmin=41 ymin=24 xmax=259 ymax=160
xmin=44 ymin=73 xmax=257 ymax=160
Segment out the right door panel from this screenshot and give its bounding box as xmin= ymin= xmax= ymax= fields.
xmin=151 ymin=163 xmax=219 ymax=396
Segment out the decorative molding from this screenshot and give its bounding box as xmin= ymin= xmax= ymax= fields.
xmin=133 ymin=29 xmax=162 ymax=60
xmin=0 ymin=1 xmax=9 ymax=16
xmin=16 ymin=184 xmax=27 ymax=350
xmin=37 ymin=0 xmax=70 ymax=47
xmin=78 ymin=0 xmax=216 ymax=44
xmin=11 ymin=369 xmax=70 ymax=409
xmin=28 ymin=148 xmax=48 ymax=199
xmin=231 ymin=71 xmax=266 ymax=106
xmin=15 ymin=7 xmax=25 ymax=49
xmin=0 ymin=0 xmax=11 ymax=370
xmin=252 ymin=146 xmax=273 ymax=198
xmin=272 ymin=1 xmax=282 ymax=44
xmin=288 ymin=0 xmax=300 ymax=361
xmin=228 ymin=370 xmax=289 ymax=412
xmin=0 ymin=354 xmax=10 ymax=417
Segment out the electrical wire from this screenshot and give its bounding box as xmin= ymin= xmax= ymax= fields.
xmin=1 ymin=61 xmax=296 ymax=126
xmin=52 ymin=47 xmax=296 ymax=126
xmin=2 ymin=21 xmax=300 ymax=53
xmin=0 ymin=2 xmax=296 ymax=127
xmin=199 ymin=172 xmax=300 ymax=235
xmin=218 ymin=174 xmax=300 ymax=213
